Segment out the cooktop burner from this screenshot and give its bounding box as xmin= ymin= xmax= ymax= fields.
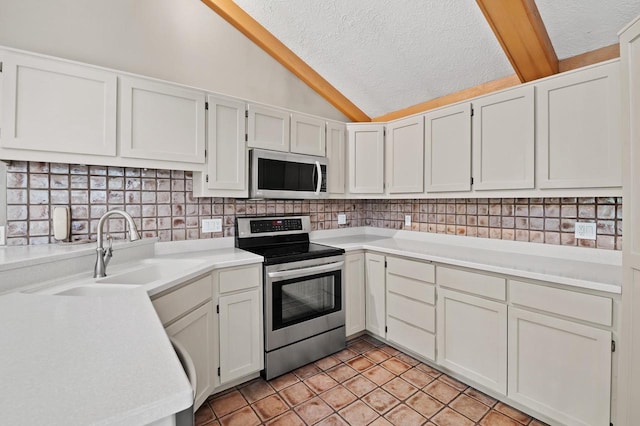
xmin=235 ymin=216 xmax=344 ymax=265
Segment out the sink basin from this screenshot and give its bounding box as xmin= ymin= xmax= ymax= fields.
xmin=55 ymin=284 xmax=139 ymax=296
xmin=96 ymin=258 xmax=206 ymax=285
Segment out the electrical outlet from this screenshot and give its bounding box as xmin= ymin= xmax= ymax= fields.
xmin=202 ymin=218 xmax=223 ymax=233
xmin=405 ymin=215 xmax=412 ymax=227
xmin=575 ymin=222 xmax=597 ymax=240
xmin=337 ymin=214 xmax=347 ymax=225
xmin=0 ymin=225 xmax=5 ymax=245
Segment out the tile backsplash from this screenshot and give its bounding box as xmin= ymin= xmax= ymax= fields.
xmin=4 ymin=161 xmax=622 ymax=250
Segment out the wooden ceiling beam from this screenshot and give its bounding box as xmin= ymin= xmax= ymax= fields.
xmin=559 ymin=43 xmax=620 ymax=72
xmin=476 ymin=0 xmax=558 ymax=82
xmin=372 ymin=74 xmax=520 ymax=122
xmin=200 ymin=0 xmax=370 ymax=122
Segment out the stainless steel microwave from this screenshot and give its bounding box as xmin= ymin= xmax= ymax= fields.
xmin=249 ymin=149 xmax=328 ymax=199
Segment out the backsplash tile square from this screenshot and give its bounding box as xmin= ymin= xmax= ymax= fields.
xmin=3 ymin=161 xmax=622 ymax=250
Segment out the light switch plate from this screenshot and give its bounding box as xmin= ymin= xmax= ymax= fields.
xmin=405 ymin=215 xmax=412 ymax=226
xmin=0 ymin=225 xmax=5 ymax=246
xmin=575 ymin=222 xmax=597 ymax=240
xmin=337 ymin=214 xmax=346 ymax=225
xmin=202 ymin=218 xmax=222 ymax=233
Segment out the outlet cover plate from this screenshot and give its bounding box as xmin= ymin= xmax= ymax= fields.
xmin=575 ymin=222 xmax=597 ymax=240
xmin=405 ymin=215 xmax=412 ymax=226
xmin=202 ymin=218 xmax=222 ymax=233
xmin=0 ymin=225 xmax=5 ymax=245
xmin=337 ymin=214 xmax=346 ymax=225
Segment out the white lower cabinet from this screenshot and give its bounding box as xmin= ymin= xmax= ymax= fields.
xmin=436 ymin=288 xmax=507 ymax=394
xmin=345 ymin=252 xmax=366 ymax=337
xmin=385 ymin=256 xmax=436 ymax=360
xmin=365 ymin=252 xmax=386 ymax=338
xmin=218 ymin=289 xmax=262 ymax=384
xmin=214 ymin=264 xmax=263 ymax=386
xmin=164 ymin=302 xmax=216 ymax=410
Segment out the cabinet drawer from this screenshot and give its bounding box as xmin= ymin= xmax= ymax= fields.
xmin=387 ymin=317 xmax=435 ymax=361
xmin=216 ymin=264 xmax=261 ymax=294
xmin=437 ymin=266 xmax=506 ymax=301
xmin=510 ymin=280 xmax=613 ymax=326
xmin=387 ymin=275 xmax=435 ymax=305
xmin=387 ymin=257 xmax=435 ymax=283
xmin=152 ymin=274 xmax=213 ymax=326
xmin=387 ymin=293 xmax=435 ymax=332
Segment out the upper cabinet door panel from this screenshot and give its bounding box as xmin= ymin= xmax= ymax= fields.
xmin=326 ymin=121 xmax=346 ymax=194
xmin=536 ymin=61 xmax=621 ymax=189
xmin=348 ymin=124 xmax=385 ymax=194
xmin=119 ymin=76 xmax=205 ymax=164
xmin=291 ymin=113 xmax=325 ymax=156
xmin=207 ymin=95 xmax=247 ymax=192
xmin=247 ymin=104 xmax=290 ymax=152
xmin=425 ymin=103 xmax=472 ymax=192
xmin=0 ymin=51 xmax=117 ymax=156
xmin=473 ymin=86 xmax=535 ymax=190
xmin=386 ymin=115 xmax=424 ymax=193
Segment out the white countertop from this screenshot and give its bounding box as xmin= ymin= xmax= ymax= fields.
xmin=312 ymin=228 xmax=622 ymax=294
xmin=0 ymin=289 xmax=192 ymax=426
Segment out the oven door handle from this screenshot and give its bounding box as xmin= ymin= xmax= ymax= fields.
xmin=267 ymin=261 xmax=344 ymax=280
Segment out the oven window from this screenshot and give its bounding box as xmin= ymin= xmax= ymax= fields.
xmin=273 ymin=271 xmax=342 ymax=330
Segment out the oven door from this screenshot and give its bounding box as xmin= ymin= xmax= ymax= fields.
xmin=264 ymin=256 xmax=345 ymax=351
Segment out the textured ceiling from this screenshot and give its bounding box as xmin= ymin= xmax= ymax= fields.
xmin=232 ymin=0 xmax=640 ymax=118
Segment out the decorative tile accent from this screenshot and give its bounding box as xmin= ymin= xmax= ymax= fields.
xmin=4 ymin=161 xmax=622 ymax=250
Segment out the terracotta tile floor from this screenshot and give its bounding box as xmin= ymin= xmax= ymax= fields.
xmin=195 ymin=335 xmax=547 ymax=426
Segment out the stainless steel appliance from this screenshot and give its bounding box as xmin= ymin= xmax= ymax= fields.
xmin=236 ymin=216 xmax=345 ymax=380
xmin=249 ymin=149 xmax=328 ymax=199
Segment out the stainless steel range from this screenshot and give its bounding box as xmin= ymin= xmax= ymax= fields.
xmin=235 ymin=216 xmax=346 ymax=380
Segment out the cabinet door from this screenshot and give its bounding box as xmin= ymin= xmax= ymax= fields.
xmin=508 ymin=307 xmax=611 ymax=426
xmin=119 ymin=76 xmax=205 ymax=164
xmin=437 ymin=288 xmax=507 ymax=394
xmin=206 ymin=95 xmax=247 ymax=195
xmin=291 ymin=113 xmax=325 ymax=156
xmin=345 ymin=252 xmax=366 ymax=337
xmin=365 ymin=252 xmax=386 ymax=338
xmin=348 ymin=124 xmax=385 ymax=194
xmin=247 ymin=104 xmax=290 ymax=152
xmin=536 ymin=61 xmax=621 ymax=188
xmin=219 ymin=289 xmax=263 ymax=384
xmin=165 ymin=302 xmax=216 ymax=410
xmin=0 ymin=51 xmax=117 ymax=156
xmin=326 ymin=121 xmax=347 ymax=194
xmin=424 ymin=103 xmax=471 ymax=192
xmin=472 ymin=86 xmax=534 ymax=190
xmin=386 ymin=115 xmax=424 ymax=193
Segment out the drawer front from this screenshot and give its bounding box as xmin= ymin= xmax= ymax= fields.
xmin=510 ymin=280 xmax=613 ymax=326
xmin=217 ymin=264 xmax=261 ymax=294
xmin=437 ymin=266 xmax=506 ymax=301
xmin=152 ymin=274 xmax=213 ymax=326
xmin=387 ymin=317 xmax=435 ymax=361
xmin=387 ymin=274 xmax=435 ymax=305
xmin=387 ymin=293 xmax=435 ymax=332
xmin=387 ymin=257 xmax=435 ymax=283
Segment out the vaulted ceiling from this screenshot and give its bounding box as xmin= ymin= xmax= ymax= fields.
xmin=203 ymin=0 xmax=640 ymax=121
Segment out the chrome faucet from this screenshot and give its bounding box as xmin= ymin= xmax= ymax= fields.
xmin=94 ymin=210 xmax=141 ymax=278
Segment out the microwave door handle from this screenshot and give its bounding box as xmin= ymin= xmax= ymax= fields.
xmin=314 ymin=161 xmax=322 ymax=195
xmin=267 ymin=261 xmax=344 ymax=280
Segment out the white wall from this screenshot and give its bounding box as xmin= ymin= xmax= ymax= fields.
xmin=0 ymin=0 xmax=348 ymax=121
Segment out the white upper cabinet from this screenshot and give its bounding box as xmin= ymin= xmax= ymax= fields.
xmin=291 ymin=113 xmax=325 ymax=156
xmin=247 ymin=103 xmax=290 ymax=152
xmin=536 ymin=61 xmax=621 ymax=189
xmin=385 ymin=115 xmax=424 ymax=194
xmin=200 ymin=95 xmax=247 ymax=197
xmin=0 ymin=50 xmax=117 ymax=156
xmin=119 ymin=75 xmax=206 ymax=164
xmin=347 ymin=123 xmax=385 ymax=194
xmin=472 ymin=86 xmax=535 ymax=190
xmin=424 ymin=103 xmax=472 ymax=192
xmin=326 ymin=121 xmax=347 ymax=194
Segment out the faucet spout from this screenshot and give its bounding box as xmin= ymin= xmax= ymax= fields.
xmin=94 ymin=210 xmax=141 ymax=278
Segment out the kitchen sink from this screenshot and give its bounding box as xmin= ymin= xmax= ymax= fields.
xmin=95 ymin=258 xmax=206 ymax=285
xmin=55 ymin=284 xmax=139 ymax=296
